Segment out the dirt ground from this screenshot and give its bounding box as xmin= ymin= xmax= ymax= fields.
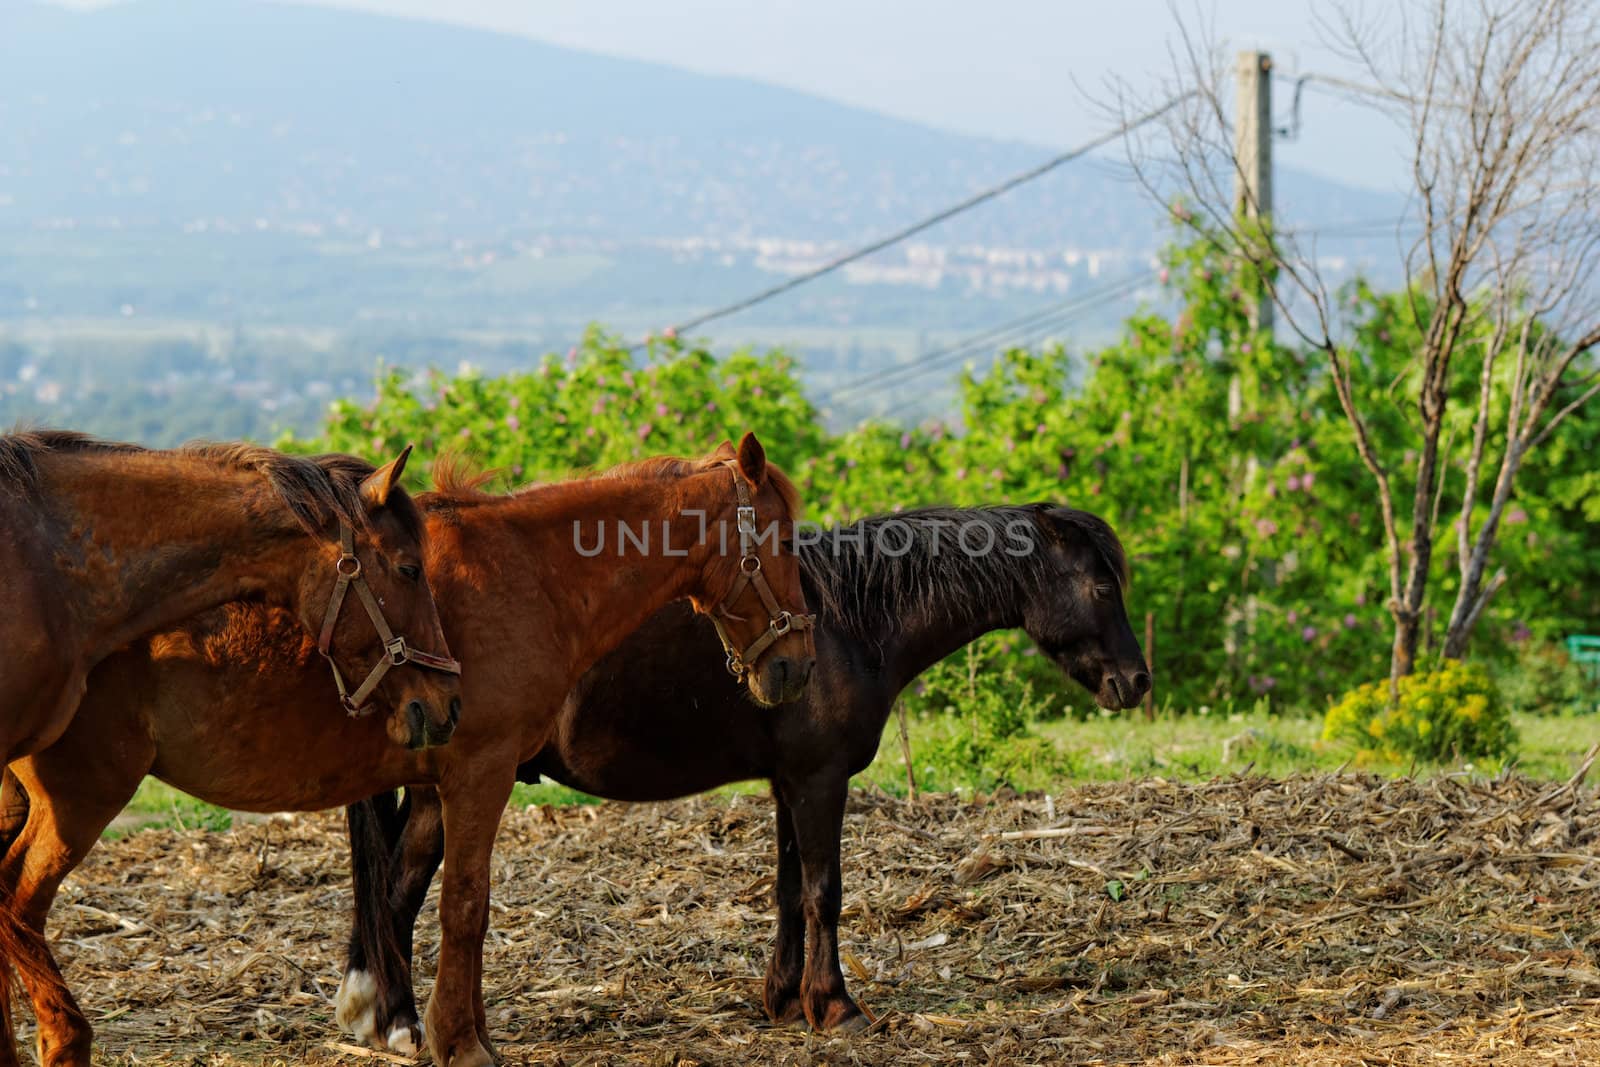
xmin=20 ymin=768 xmax=1600 ymax=1066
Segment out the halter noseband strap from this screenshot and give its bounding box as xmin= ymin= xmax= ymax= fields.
xmin=708 ymin=462 xmax=815 ymax=680
xmin=317 ymin=522 xmax=462 ymax=717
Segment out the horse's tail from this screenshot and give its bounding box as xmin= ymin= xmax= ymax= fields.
xmin=0 ymin=889 xmax=58 ymax=1052
xmin=345 ymin=791 xmax=407 ymax=1027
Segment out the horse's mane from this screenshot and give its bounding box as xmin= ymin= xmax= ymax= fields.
xmin=800 ymin=503 xmax=1128 ymax=640
xmin=421 ymin=450 xmax=802 ymax=519
xmin=0 ymin=429 xmax=146 ymax=488
xmin=1 ymin=429 xmax=419 ymax=540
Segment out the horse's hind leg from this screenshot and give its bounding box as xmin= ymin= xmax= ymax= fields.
xmin=1 ymin=738 xmax=147 ymax=1065
xmin=0 ymin=770 xmax=28 ymax=855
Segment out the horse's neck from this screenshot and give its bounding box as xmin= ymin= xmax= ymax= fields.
xmin=859 ymin=556 xmax=1028 ymax=696
xmin=493 ymin=478 xmax=724 ymax=678
xmin=49 ymin=456 xmax=308 ymax=650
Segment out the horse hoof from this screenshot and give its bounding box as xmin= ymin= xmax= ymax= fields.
xmin=386 ymin=1021 xmax=422 ymax=1057
xmin=827 ymin=1011 xmax=871 ymax=1035
xmin=334 ymin=969 xmax=379 ymax=1045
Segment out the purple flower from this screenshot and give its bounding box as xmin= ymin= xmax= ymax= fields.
xmin=1036 ymin=423 xmax=1048 ymax=435
xmin=656 ymin=402 xmax=669 ymax=417
xmin=846 ymin=458 xmax=857 ymax=469
xmin=508 ymin=395 xmax=521 ymax=410
xmin=1301 ymin=471 xmax=1315 ymax=489
xmin=1287 ymin=609 xmax=1298 ymax=624
xmin=1301 ymin=626 xmax=1318 ymax=642
xmin=622 ymin=371 xmax=635 ymax=388
xmin=752 ymin=386 xmax=764 ymax=397
xmin=505 ymin=415 xmax=521 ymax=431
xmin=566 ymin=347 xmax=578 ymax=367
xmin=1511 ymin=620 xmax=1532 ymax=643
xmin=900 ymin=432 xmax=913 ymax=449
xmin=585 ymin=426 xmax=596 ymax=438
xmin=596 ymin=375 xmax=607 ymax=388
xmin=1285 ymin=475 xmax=1301 ymax=492
xmin=1354 ymin=592 xmax=1366 ymax=606
xmin=457 ymin=427 xmax=471 ymax=438
xmin=1240 ymin=342 xmax=1252 ymax=354
xmin=1255 ymin=518 xmax=1278 ymax=538
xmin=1507 ymin=507 xmax=1528 ymax=525
xmin=954 ymin=468 xmax=968 ymax=481
xmin=704 ymin=401 xmax=717 ymax=412
xmin=1005 ymin=437 xmax=1016 ymax=453
xmin=1343 ymin=613 xmax=1357 ymax=629
xmin=637 ymin=422 xmax=653 ymax=439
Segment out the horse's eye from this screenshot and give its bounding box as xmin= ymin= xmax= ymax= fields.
xmin=398 ymin=563 xmax=422 ymax=582
xmin=1094 ymin=583 xmax=1115 ymax=600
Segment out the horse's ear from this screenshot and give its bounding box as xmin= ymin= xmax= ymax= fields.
xmin=710 ymin=438 xmax=737 ymax=461
xmin=736 ymin=432 xmax=767 ymax=485
xmin=360 ymin=444 xmax=412 ymax=510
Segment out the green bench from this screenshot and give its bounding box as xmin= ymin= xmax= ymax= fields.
xmin=1566 ymin=635 xmax=1600 ymax=685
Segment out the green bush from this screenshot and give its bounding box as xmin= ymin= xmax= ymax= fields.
xmin=1322 ymin=660 xmax=1516 ymax=765
xmin=1496 ymin=640 xmax=1596 ymax=716
xmin=911 ymin=643 xmax=1078 ymax=791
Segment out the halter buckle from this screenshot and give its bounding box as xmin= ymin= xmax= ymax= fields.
xmin=385 ymin=635 xmax=411 ymax=665
xmin=771 ymin=611 xmax=793 ymax=636
xmin=725 ymin=650 xmax=745 ymax=678
xmin=336 ymin=555 xmax=362 ymax=578
xmin=736 ymin=505 xmax=757 ymax=536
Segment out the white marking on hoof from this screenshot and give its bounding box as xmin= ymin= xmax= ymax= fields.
xmin=387 ymin=1022 xmax=420 ymax=1057
xmin=335 ymin=969 xmax=380 ymax=1045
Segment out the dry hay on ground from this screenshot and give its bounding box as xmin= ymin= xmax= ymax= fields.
xmin=24 ymin=767 xmax=1600 ymax=1066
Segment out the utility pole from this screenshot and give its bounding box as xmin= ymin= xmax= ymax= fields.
xmin=1227 ymin=51 xmax=1275 ymax=684
xmin=1234 ymin=50 xmax=1273 ymax=338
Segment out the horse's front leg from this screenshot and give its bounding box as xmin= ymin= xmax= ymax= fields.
xmin=339 ymin=786 xmax=445 ymax=1055
xmin=782 ymin=767 xmax=868 ymax=1032
xmin=762 ymin=783 xmax=807 ymax=1025
xmin=423 ymin=762 xmax=513 ymax=1067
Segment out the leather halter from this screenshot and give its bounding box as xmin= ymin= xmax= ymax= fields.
xmin=708 ymin=462 xmax=815 ymax=680
xmin=317 ymin=522 xmax=462 ymax=716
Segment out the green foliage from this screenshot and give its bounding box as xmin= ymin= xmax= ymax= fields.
xmin=1322 ymin=660 xmax=1516 ymax=765
xmin=303 ymin=327 xmax=824 ymax=488
xmin=1496 ymin=640 xmax=1597 ymax=717
xmin=910 ymin=642 xmax=1078 ymax=791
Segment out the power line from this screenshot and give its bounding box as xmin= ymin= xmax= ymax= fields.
xmin=656 ymin=94 xmax=1194 ymax=340
xmin=818 ymin=269 xmax=1152 ymax=410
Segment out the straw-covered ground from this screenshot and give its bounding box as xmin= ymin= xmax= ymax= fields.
xmin=25 ymin=765 xmax=1600 ymax=1066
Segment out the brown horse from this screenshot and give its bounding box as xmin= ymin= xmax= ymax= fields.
xmin=338 ymin=504 xmax=1150 ymax=1039
xmin=0 ymin=431 xmax=461 ymax=1065
xmin=0 ymin=433 xmax=813 ymax=1067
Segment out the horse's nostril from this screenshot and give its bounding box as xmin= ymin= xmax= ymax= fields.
xmin=1133 ymin=671 xmax=1152 ymax=694
xmin=405 ymin=700 xmax=426 ymax=749
xmin=448 ymin=696 xmax=461 ymax=726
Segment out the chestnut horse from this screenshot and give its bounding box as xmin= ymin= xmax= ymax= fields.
xmin=0 ymin=431 xmax=460 ymax=1065
xmin=0 ymin=434 xmax=812 ymax=1067
xmin=337 ymin=504 xmax=1149 ymax=1040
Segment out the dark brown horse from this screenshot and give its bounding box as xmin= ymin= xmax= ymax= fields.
xmin=0 ymin=434 xmax=812 ymax=1067
xmin=0 ymin=431 xmax=461 ymax=1066
xmin=337 ymin=504 xmax=1149 ymax=1043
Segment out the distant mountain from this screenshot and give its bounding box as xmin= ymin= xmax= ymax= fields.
xmin=0 ymin=0 xmax=1395 ymax=249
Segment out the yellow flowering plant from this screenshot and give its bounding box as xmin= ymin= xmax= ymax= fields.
xmin=1322 ymin=660 xmax=1515 ymax=764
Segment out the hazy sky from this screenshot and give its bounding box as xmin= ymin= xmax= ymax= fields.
xmin=49 ymin=0 xmax=1411 ymax=193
